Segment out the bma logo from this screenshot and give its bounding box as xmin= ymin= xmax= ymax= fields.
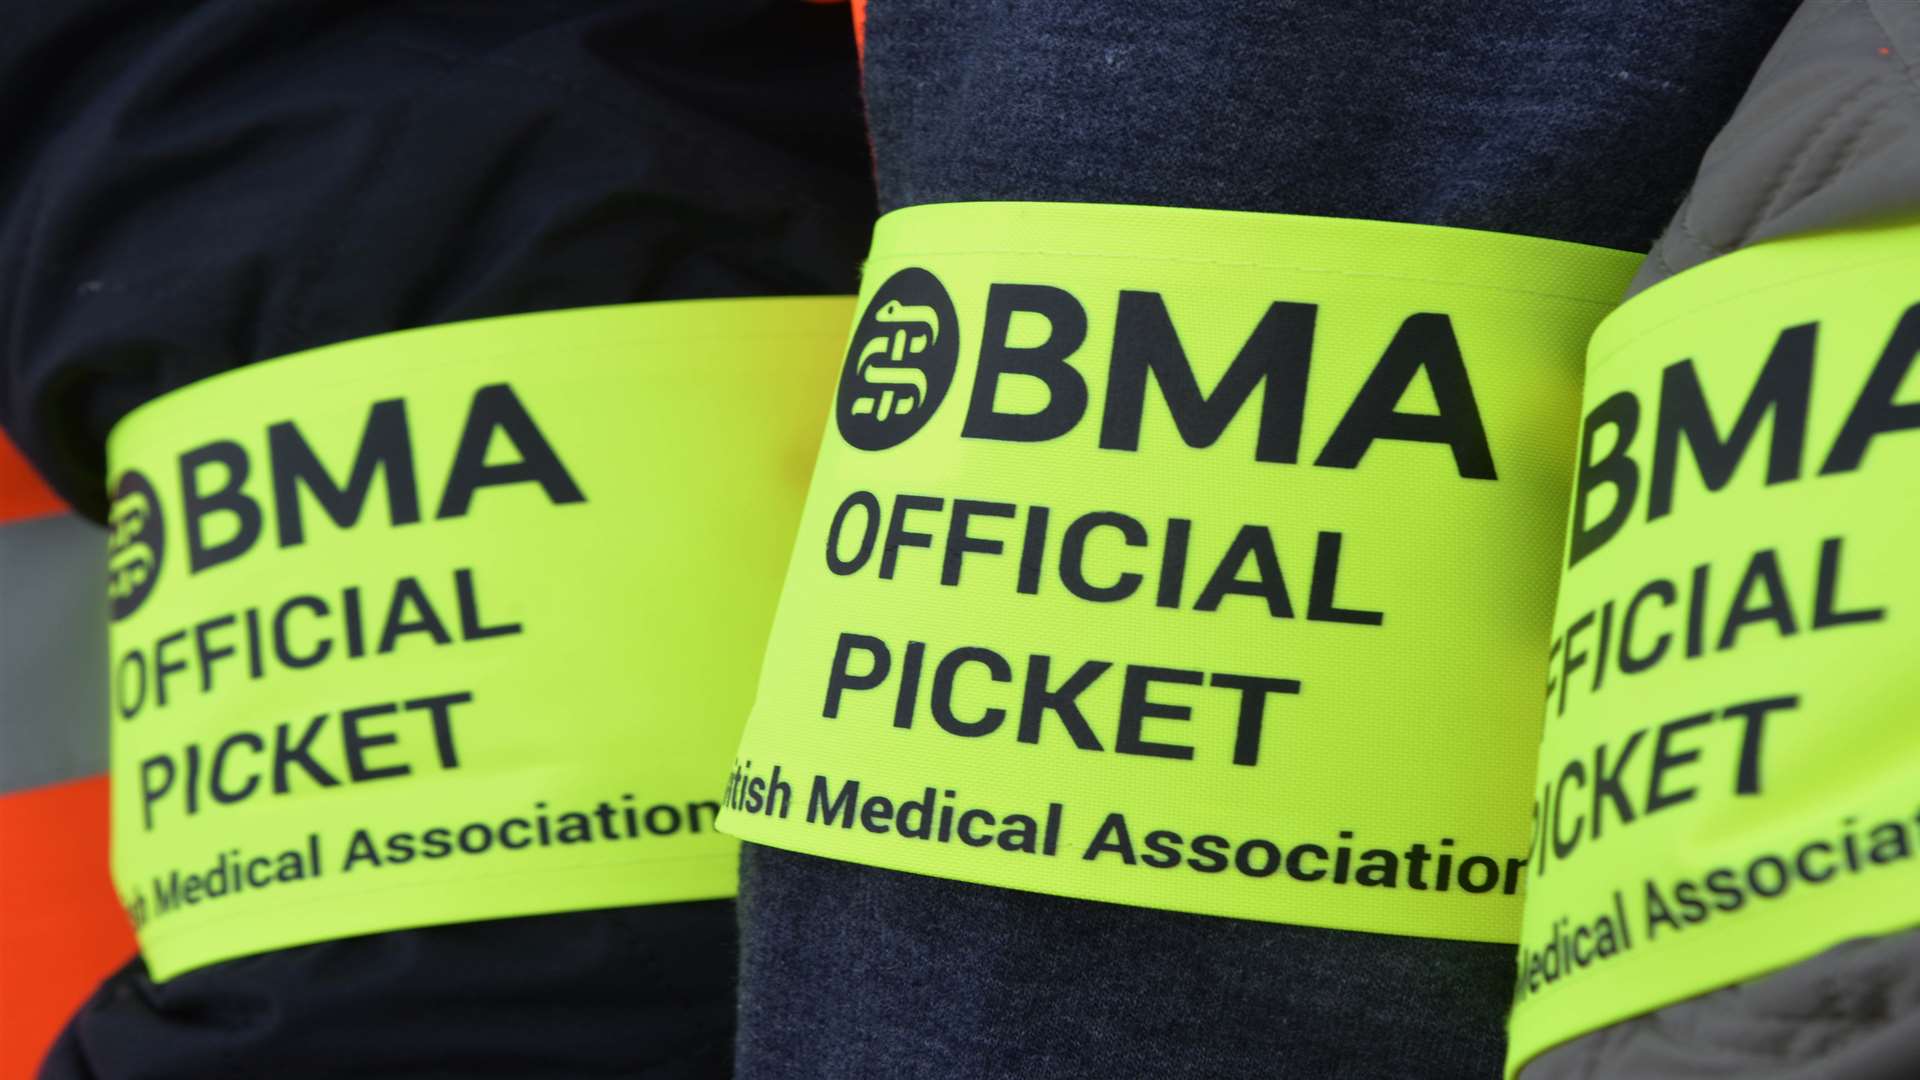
xmin=108 ymin=470 xmax=164 ymax=621
xmin=836 ymin=267 xmax=959 ymax=450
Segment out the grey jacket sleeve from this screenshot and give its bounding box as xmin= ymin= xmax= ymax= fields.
xmin=1628 ymin=0 xmax=1920 ymax=298
xmin=1524 ymin=3 xmax=1920 ymax=1077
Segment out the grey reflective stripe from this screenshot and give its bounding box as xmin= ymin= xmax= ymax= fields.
xmin=0 ymin=512 xmax=107 ymax=794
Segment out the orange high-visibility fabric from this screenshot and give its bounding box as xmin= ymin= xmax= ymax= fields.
xmin=0 ymin=776 xmax=134 ymax=1077
xmin=0 ymin=430 xmax=61 ymax=524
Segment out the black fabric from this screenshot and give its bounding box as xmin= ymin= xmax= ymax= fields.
xmin=46 ymin=903 xmax=737 ymax=1080
xmin=0 ymin=0 xmax=874 ymax=522
xmin=735 ymin=2 xmax=1802 ymax=1079
xmin=6 ymin=2 xmax=874 ymax=1077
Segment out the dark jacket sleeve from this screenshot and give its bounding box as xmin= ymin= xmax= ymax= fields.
xmin=5 ymin=5 xmax=877 ymax=1078
xmin=0 ymin=0 xmax=876 ymax=520
xmin=731 ymin=3 xmax=1802 ymax=1080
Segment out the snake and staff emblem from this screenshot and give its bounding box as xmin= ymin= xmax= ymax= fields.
xmin=836 ymin=268 xmax=959 ymax=451
xmin=852 ymin=299 xmax=940 ymax=422
xmin=108 ymin=470 xmax=165 ymax=620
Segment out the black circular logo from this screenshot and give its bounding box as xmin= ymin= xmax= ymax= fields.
xmin=107 ymin=470 xmax=164 ymax=621
xmin=835 ymin=267 xmax=959 ymax=450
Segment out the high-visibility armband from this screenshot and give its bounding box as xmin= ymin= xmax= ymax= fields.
xmin=1507 ymin=220 xmax=1920 ymax=1075
xmin=105 ymin=297 xmax=852 ymax=979
xmin=719 ymin=202 xmax=1640 ymax=942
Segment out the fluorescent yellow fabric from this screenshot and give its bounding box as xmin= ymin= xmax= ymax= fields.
xmin=1507 ymin=220 xmax=1920 ymax=1075
xmin=720 ymin=202 xmax=1640 ymax=942
xmin=106 ymin=297 xmax=851 ymax=980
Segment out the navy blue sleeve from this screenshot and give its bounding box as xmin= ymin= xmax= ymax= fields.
xmin=736 ymin=3 xmax=1799 ymax=1079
